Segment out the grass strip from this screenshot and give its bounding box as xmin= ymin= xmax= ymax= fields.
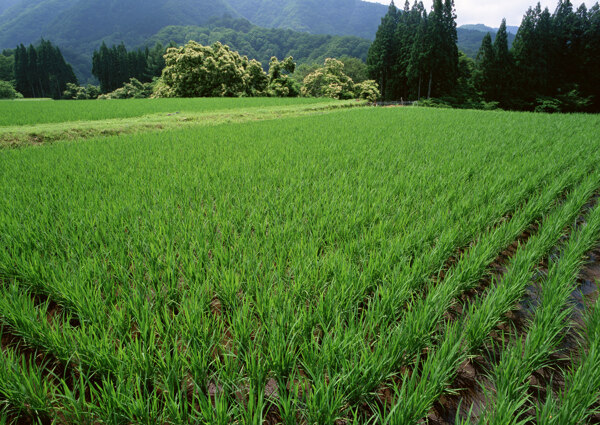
xmin=0 ymin=100 xmax=364 ymax=148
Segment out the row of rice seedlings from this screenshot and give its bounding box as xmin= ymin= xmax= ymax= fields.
xmin=535 ymin=295 xmax=600 ymax=425
xmin=0 ymin=282 xmax=221 ymax=423
xmin=472 ymin=193 xmax=600 ymax=425
xmin=1 ymin=109 xmax=599 ymax=422
xmin=297 ymin=164 xmax=597 ymax=415
xmin=0 ymin=339 xmax=55 ymax=422
xmin=37 ymin=115 xmax=571 ymax=423
xmin=378 ymin=171 xmax=600 ymax=424
xmin=263 ymin=141 xmax=597 ymax=420
xmin=189 ymin=139 xmax=599 ymax=422
xmin=340 ymin=165 xmax=597 ymax=400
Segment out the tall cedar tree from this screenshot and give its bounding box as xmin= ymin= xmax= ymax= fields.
xmin=14 ymin=40 xmax=77 ymax=98
xmin=368 ymin=0 xmax=458 ymax=100
xmin=491 ymin=19 xmax=514 ymax=107
xmin=92 ymin=42 xmax=152 ymax=93
xmin=475 ymin=32 xmax=494 ymax=101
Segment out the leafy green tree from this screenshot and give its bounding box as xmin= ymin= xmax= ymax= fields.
xmin=0 ymin=80 xmax=19 ymax=99
xmin=155 ymin=41 xmax=269 ymax=98
xmin=301 ymin=58 xmax=367 ymax=99
xmin=354 ymin=79 xmax=381 ymax=102
xmin=267 ymin=56 xmax=298 ymax=97
xmin=339 ymin=56 xmax=369 ymax=83
xmin=0 ymin=54 xmax=13 ymax=82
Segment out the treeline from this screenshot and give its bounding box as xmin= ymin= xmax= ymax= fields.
xmin=367 ymin=0 xmax=459 ymax=101
xmin=92 ymin=42 xmax=168 ymax=93
xmin=13 ymin=39 xmax=77 ymax=99
xmin=477 ymin=1 xmax=600 ymax=112
xmin=369 ymin=0 xmax=600 ymax=112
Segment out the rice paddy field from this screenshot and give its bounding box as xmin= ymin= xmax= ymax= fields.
xmin=1 ymin=99 xmax=600 ymax=424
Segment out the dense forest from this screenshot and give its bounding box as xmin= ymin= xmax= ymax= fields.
xmin=368 ymin=0 xmax=600 ymax=112
xmin=13 ymin=39 xmax=77 ymax=98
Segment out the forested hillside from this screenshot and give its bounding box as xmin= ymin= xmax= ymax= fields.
xmin=147 ymin=18 xmax=371 ymax=70
xmin=225 ymin=0 xmax=387 ymax=39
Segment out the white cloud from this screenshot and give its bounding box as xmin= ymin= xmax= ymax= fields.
xmin=363 ymin=0 xmax=597 ymax=27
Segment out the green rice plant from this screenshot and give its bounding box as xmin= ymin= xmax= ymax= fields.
xmin=475 ymin=198 xmax=600 ymax=425
xmin=0 ymin=342 xmax=55 ymax=423
xmin=535 ymin=288 xmax=600 ymax=425
xmin=0 ymin=106 xmax=599 ymax=422
xmin=379 ymin=171 xmax=600 ymax=424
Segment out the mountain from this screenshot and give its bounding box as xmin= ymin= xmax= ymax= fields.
xmin=457 ymin=25 xmax=517 ymax=58
xmin=0 ymin=0 xmax=21 ymax=14
xmin=226 ymin=0 xmax=388 ymax=39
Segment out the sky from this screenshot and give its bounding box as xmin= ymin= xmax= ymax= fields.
xmin=363 ymin=0 xmax=596 ymax=27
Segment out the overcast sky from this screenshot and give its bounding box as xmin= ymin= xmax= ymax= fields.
xmin=364 ymin=0 xmax=596 ymax=27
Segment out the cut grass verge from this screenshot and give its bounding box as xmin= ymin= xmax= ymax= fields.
xmin=0 ymin=100 xmax=364 ymax=148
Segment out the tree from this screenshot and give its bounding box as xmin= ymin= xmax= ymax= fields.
xmin=475 ymin=32 xmax=495 ymax=100
xmin=491 ymin=19 xmax=514 ymax=107
xmin=92 ymin=43 xmax=150 ymax=93
xmin=301 ymin=58 xmax=376 ymax=100
xmin=13 ymin=40 xmax=76 ymax=99
xmin=0 ymin=80 xmax=20 ymax=99
xmin=0 ymin=55 xmax=14 ymax=82
xmin=155 ymin=41 xmax=271 ymax=98
xmin=267 ymin=56 xmax=298 ymax=97
xmin=367 ymin=2 xmax=399 ymax=100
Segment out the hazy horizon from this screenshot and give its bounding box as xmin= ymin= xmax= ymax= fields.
xmin=364 ymin=0 xmax=597 ymax=27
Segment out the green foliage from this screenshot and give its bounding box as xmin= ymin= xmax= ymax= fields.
xmin=0 ymin=80 xmax=19 ymax=99
xmin=338 ymin=56 xmax=369 ymax=83
xmin=147 ymin=18 xmax=372 ymax=75
xmin=1 ymin=104 xmax=600 ymax=422
xmin=14 ymin=39 xmax=77 ymax=99
xmin=301 ymin=58 xmax=358 ymax=99
xmin=368 ymin=0 xmax=459 ymax=101
xmin=267 ymin=56 xmax=298 ymax=97
xmin=63 ymin=83 xmax=101 ymax=100
xmin=156 ymin=41 xmax=272 ymax=98
xmin=98 ymin=78 xmax=154 ymax=100
xmin=354 ymin=80 xmax=380 ymax=102
xmin=92 ymin=43 xmax=151 ymax=93
xmin=0 ymin=53 xmax=14 ymax=82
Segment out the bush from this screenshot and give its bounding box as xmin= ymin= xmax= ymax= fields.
xmin=98 ymin=78 xmax=154 ymax=99
xmin=0 ymin=80 xmax=20 ymax=99
xmin=63 ymin=83 xmax=101 ymax=100
xmin=416 ymin=98 xmax=453 ymax=109
xmin=267 ymin=56 xmax=299 ymax=97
